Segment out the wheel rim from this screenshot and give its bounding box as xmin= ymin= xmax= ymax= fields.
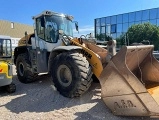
xmin=57 ymin=65 xmax=72 ymax=87
xmin=18 ymin=62 xmax=24 ymax=76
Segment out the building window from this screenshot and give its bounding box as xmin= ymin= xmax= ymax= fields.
xmin=106 ymin=24 xmax=111 ymax=34
xmin=96 ymin=19 xmax=100 ymax=26
xmin=150 ymin=19 xmax=156 ymax=25
xmin=111 ymin=16 xmax=117 ymax=24
xmin=15 ymin=39 xmax=19 ymax=44
xmin=117 ymin=14 xmax=122 ymax=24
xmin=142 ymin=10 xmax=149 ymax=20
xmin=142 ymin=20 xmax=149 ymax=24
xmin=150 ymin=8 xmax=157 ymax=19
xmin=111 ymin=24 xmax=116 ymax=33
xmin=157 ymin=19 xmax=159 ymax=26
xmin=111 ymin=33 xmax=117 ymax=39
xmin=117 ymin=32 xmax=122 ymax=39
xmin=11 ymin=22 xmax=14 ymax=29
xmin=106 ymin=17 xmax=111 ymax=24
xmin=135 ymin=21 xmax=141 ymax=25
xmin=11 ymin=39 xmax=15 ymax=44
xmin=101 ymin=17 xmax=105 ymax=26
xmin=96 ymin=26 xmax=100 ymax=35
xmin=157 ymin=8 xmax=159 ymax=18
xmin=129 ymin=12 xmax=135 ymax=22
xmin=117 ymin=24 xmax=122 ymax=32
xmin=129 ymin=22 xmax=134 ymax=28
xmin=135 ymin=11 xmax=142 ymax=21
xmin=123 ymin=13 xmax=128 ymax=23
xmin=101 ymin=26 xmax=105 ymax=34
xmin=123 ymin=23 xmax=128 ymax=32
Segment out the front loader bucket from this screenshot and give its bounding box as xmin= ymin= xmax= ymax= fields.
xmin=99 ymin=45 xmax=159 ymax=117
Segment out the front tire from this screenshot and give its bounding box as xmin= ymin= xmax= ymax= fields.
xmin=16 ymin=53 xmax=38 ymax=83
xmin=50 ymin=51 xmax=92 ymax=98
xmin=6 ymin=83 xmax=16 ymax=93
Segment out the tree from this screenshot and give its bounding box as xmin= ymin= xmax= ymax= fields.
xmin=96 ymin=33 xmax=112 ymax=41
xmin=126 ymin=22 xmax=159 ymax=50
xmin=116 ymin=34 xmax=126 ymax=47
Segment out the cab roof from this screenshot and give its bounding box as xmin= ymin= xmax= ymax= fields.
xmin=32 ymin=10 xmax=73 ymax=20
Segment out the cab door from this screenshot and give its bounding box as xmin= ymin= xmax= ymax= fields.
xmin=33 ymin=17 xmax=48 ymax=73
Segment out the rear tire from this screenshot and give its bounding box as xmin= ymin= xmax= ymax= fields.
xmin=16 ymin=53 xmax=38 ymax=83
xmin=50 ymin=51 xmax=92 ymax=98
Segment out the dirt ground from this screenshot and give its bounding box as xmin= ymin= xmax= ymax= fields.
xmin=0 ymin=66 xmax=154 ymax=120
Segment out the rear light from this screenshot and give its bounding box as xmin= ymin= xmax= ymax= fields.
xmin=8 ymin=64 xmax=12 ymax=76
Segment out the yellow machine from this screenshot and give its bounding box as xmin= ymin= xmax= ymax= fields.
xmin=14 ymin=10 xmax=159 ymax=117
xmin=0 ymin=35 xmax=16 ymax=93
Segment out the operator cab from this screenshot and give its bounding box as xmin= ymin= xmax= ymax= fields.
xmin=0 ymin=35 xmax=12 ymax=60
xmin=32 ymin=11 xmax=78 ymax=51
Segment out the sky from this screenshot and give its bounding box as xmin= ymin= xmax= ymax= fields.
xmin=0 ymin=0 xmax=159 ymax=37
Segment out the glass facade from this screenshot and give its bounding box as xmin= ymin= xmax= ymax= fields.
xmin=95 ymin=7 xmax=159 ymax=44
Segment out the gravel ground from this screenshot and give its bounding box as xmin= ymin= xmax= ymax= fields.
xmin=0 ymin=66 xmax=155 ymax=120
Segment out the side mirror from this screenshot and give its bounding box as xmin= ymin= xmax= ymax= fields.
xmin=25 ymin=31 xmax=28 ymax=46
xmin=75 ymin=22 xmax=79 ymax=32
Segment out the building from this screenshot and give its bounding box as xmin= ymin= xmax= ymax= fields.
xmin=94 ymin=7 xmax=159 ymax=46
xmin=0 ymin=20 xmax=34 ymax=50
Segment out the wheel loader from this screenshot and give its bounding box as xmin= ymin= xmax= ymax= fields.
xmin=0 ymin=35 xmax=16 ymax=93
xmin=14 ymin=10 xmax=159 ymax=117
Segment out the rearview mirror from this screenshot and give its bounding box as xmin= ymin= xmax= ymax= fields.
xmin=75 ymin=22 xmax=79 ymax=32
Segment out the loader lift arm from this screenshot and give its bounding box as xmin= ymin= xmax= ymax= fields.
xmin=61 ymin=34 xmax=104 ymax=78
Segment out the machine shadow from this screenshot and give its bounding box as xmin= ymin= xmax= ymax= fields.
xmin=0 ymin=75 xmax=154 ymax=119
xmin=74 ymin=102 xmax=153 ymax=120
xmin=0 ymin=74 xmax=101 ymax=114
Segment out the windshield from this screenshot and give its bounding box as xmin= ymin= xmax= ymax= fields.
xmin=0 ymin=39 xmax=12 ymax=58
xmin=45 ymin=15 xmax=73 ymax=36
